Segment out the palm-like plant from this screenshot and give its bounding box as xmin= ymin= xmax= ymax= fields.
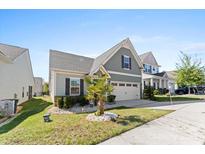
xmin=85 ymin=75 xmax=113 ymax=116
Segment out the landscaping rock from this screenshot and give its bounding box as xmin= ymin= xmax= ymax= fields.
xmin=86 ymin=112 xmax=119 ymax=122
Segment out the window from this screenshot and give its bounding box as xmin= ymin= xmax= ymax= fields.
xmin=119 ymin=83 xmax=125 ymax=86
xmin=144 ymin=64 xmax=152 ymax=73
xmin=111 ymin=83 xmax=118 ymax=86
xmin=126 ymin=84 xmax=132 ymax=87
xmin=133 ymin=84 xmax=138 ymax=87
xmin=70 ymin=78 xmax=80 ymax=95
xmin=122 ymin=55 xmax=131 ymax=69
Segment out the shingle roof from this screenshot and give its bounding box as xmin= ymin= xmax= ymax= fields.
xmin=49 ymin=38 xmax=143 ymax=74
xmin=153 ymin=71 xmax=166 ymax=77
xmin=89 ymin=38 xmax=127 ymax=74
xmin=0 ymin=43 xmax=27 ymax=61
xmin=90 ymin=38 xmax=143 ymax=74
xmin=140 ymin=51 xmax=160 ymax=67
xmin=49 ymin=50 xmax=94 ymax=73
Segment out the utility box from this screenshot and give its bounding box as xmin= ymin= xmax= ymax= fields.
xmin=0 ymin=99 xmax=18 ymax=116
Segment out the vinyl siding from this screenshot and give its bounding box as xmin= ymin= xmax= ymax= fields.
xmin=0 ymin=51 xmax=34 ymax=104
xmin=54 ymin=72 xmax=87 ymax=97
xmin=104 ymin=47 xmax=141 ymax=75
xmin=109 ymin=74 xmax=141 ymax=83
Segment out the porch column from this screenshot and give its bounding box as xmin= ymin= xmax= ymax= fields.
xmin=159 ymin=79 xmax=162 ymax=88
xmin=150 ymin=78 xmax=153 ymax=87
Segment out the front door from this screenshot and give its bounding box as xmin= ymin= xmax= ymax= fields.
xmin=28 ymin=86 xmax=32 ymax=99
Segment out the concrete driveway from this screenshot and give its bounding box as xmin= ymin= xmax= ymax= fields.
xmin=100 ymin=101 xmax=205 ymax=145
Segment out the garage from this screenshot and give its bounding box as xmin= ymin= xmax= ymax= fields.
xmin=111 ymin=81 xmax=141 ymax=101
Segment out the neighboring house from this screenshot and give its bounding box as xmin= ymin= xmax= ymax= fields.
xmin=0 ymin=43 xmax=34 ymax=104
xmin=49 ymin=38 xmax=143 ymax=102
xmin=166 ymin=70 xmax=178 ymax=93
xmin=34 ymin=77 xmax=44 ymax=96
xmin=140 ymin=52 xmax=169 ymax=90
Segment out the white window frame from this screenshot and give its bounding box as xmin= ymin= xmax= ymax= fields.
xmin=123 ymin=55 xmax=131 ymax=70
xmin=70 ymin=78 xmax=80 ymax=96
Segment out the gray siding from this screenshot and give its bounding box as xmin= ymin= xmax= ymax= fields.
xmin=104 ymin=47 xmax=141 ymax=75
xmin=109 ymin=74 xmax=141 ymax=83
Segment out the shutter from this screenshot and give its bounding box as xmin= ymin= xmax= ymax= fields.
xmin=121 ymin=55 xmax=124 ymax=68
xmin=80 ymin=79 xmax=84 ymax=95
xmin=65 ymin=78 xmax=70 ymax=95
xmin=129 ymin=57 xmax=131 ymax=69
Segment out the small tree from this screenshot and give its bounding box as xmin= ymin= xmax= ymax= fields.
xmin=176 ymin=52 xmax=205 ymax=94
xmin=85 ymin=75 xmax=113 ymax=116
xmin=43 ymin=82 xmax=49 ymax=95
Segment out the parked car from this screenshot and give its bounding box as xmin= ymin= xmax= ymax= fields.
xmin=175 ymin=87 xmax=198 ymax=95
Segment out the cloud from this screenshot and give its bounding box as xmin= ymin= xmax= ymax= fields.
xmin=182 ymin=42 xmax=205 ymax=53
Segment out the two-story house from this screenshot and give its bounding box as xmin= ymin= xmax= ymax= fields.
xmin=49 ymin=38 xmax=144 ymax=102
xmin=140 ymin=52 xmax=169 ymax=90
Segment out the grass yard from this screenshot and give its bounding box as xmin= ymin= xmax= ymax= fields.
xmin=0 ymin=97 xmax=172 ymax=145
xmin=154 ymin=94 xmax=205 ymax=102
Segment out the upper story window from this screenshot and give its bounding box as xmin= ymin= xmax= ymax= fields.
xmin=143 ymin=64 xmax=152 ymax=73
xmin=122 ymin=55 xmax=131 ymax=70
xmin=144 ymin=64 xmax=159 ymax=74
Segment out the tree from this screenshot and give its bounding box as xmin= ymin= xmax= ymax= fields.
xmin=176 ymin=52 xmax=205 ymax=94
xmin=43 ymin=82 xmax=49 ymax=95
xmin=85 ymin=75 xmax=113 ymax=116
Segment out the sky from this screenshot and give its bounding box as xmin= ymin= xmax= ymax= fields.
xmin=1 ymin=10 xmax=205 ymax=81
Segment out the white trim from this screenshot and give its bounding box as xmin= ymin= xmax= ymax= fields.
xmin=70 ymin=78 xmax=80 ymax=96
xmin=99 ymin=65 xmax=111 ymax=78
xmin=107 ymin=70 xmax=142 ymax=78
xmin=50 ymin=67 xmax=88 ymax=74
xmin=122 ymin=54 xmax=131 ymax=70
xmin=101 ymin=38 xmax=143 ymax=69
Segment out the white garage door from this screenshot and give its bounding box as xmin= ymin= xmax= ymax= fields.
xmin=111 ymin=81 xmax=141 ymax=101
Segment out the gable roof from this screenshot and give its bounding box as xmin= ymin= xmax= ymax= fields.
xmin=0 ymin=43 xmax=27 ymax=61
xmin=140 ymin=51 xmax=161 ymax=67
xmin=166 ymin=71 xmax=177 ymax=80
xmin=49 ymin=50 xmax=94 ymax=73
xmin=89 ymin=38 xmax=143 ymax=74
xmin=153 ymin=71 xmax=167 ymax=77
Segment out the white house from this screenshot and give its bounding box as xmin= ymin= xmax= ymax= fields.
xmin=140 ymin=52 xmax=169 ymax=90
xmin=34 ymin=77 xmax=44 ymax=96
xmin=0 ymin=43 xmax=34 ymax=104
xmin=140 ymin=52 xmax=178 ymax=93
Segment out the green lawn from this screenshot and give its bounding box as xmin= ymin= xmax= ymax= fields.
xmin=0 ymin=97 xmax=172 ymax=145
xmin=154 ymin=94 xmax=205 ymax=102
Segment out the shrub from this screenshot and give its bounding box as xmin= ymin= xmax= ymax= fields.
xmin=54 ymin=96 xmax=62 ymax=106
xmin=57 ymin=97 xmax=64 ymax=109
xmin=64 ymin=97 xmax=71 ymax=109
xmin=55 ymin=95 xmax=91 ymax=109
xmin=107 ymin=95 xmax=116 ymax=102
xmin=153 ymin=89 xmax=160 ymax=95
xmin=143 ymin=86 xmax=155 ymax=100
xmin=78 ymin=95 xmax=89 ymax=106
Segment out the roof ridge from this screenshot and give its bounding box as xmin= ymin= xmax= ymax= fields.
xmin=50 ymin=49 xmax=94 ymax=60
xmin=0 ymin=43 xmax=28 ymax=50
